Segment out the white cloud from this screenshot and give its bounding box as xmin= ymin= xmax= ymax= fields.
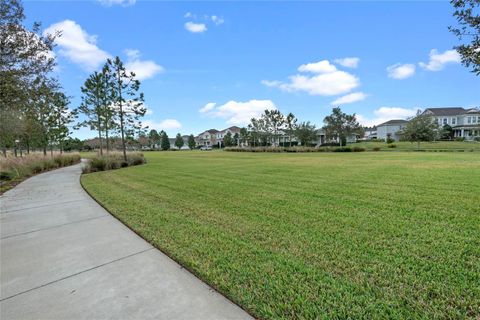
xmin=185 ymin=22 xmax=207 ymax=33
xmin=98 ymin=0 xmax=135 ymax=6
xmin=211 ymin=15 xmax=224 ymax=25
xmin=184 ymin=12 xmax=193 ymax=18
xmin=387 ymin=63 xmax=416 ymax=79
xmin=144 ymin=119 xmax=182 ymax=131
xmin=357 ymin=107 xmax=418 ymax=127
xmin=264 ymin=72 xmax=359 ymax=96
xmin=419 ymin=49 xmax=461 ymax=71
xmin=331 ymin=92 xmax=367 ymax=105
xmin=199 ymin=102 xmax=216 ymax=113
xmin=124 ymin=52 xmax=164 ymax=81
xmin=200 ymin=100 xmax=277 ymax=126
xmin=263 ymin=59 xmax=360 ymax=96
xmin=44 ymin=20 xmax=110 ymax=71
xmin=298 ymin=60 xmax=337 ymax=73
xmin=334 ymin=57 xmax=360 ymax=68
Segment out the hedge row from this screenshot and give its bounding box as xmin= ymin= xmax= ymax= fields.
xmin=224 ymin=146 xmax=367 ymax=153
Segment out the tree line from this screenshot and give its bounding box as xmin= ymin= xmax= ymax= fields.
xmin=1 ymin=0 xmax=75 ymax=156
xmin=0 ymin=0 xmax=147 ymax=161
xmin=243 ymin=107 xmax=364 ymax=147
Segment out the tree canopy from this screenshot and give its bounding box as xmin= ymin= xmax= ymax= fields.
xmin=449 ymin=0 xmax=480 ymax=75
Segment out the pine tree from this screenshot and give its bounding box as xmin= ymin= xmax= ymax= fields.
xmin=107 ymin=56 xmax=145 ymax=161
xmin=187 ymin=134 xmax=196 ymax=149
xmin=174 ymin=133 xmax=184 ymax=149
xmin=160 ymin=131 xmax=170 ymax=150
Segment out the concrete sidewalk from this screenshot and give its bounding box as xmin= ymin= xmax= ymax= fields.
xmin=0 ymin=163 xmax=252 ymax=320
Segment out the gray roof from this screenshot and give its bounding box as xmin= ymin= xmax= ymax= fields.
xmin=377 ymin=119 xmax=409 ymax=126
xmin=423 ymin=107 xmax=466 ymax=116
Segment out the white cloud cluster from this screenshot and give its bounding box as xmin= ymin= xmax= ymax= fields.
xmin=387 ymin=49 xmax=461 ymax=80
xmin=298 ymin=60 xmax=337 ymax=73
xmin=263 ymin=59 xmax=364 ymax=101
xmin=357 ymin=107 xmax=418 ymax=127
xmin=44 ymin=20 xmax=110 ymax=71
xmin=211 ymin=15 xmax=224 ymax=26
xmin=419 ymin=49 xmax=461 ymax=71
xmin=44 ymin=20 xmax=163 ymax=81
xmin=331 ymin=92 xmax=367 ymax=105
xmin=143 ymin=119 xmax=182 ymax=131
xmin=334 ymin=57 xmax=360 ymax=68
xmin=124 ymin=49 xmax=164 ymax=80
xmin=200 ymin=100 xmax=277 ymax=125
xmin=184 ymin=12 xmax=224 ymax=33
xmin=184 ymin=22 xmax=207 ymax=33
xmin=386 ymin=63 xmax=416 ymax=79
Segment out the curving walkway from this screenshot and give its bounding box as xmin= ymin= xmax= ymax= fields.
xmin=0 ymin=163 xmax=252 ymax=320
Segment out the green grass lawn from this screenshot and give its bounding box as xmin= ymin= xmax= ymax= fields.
xmin=345 ymin=140 xmax=480 ymax=151
xmin=81 ymin=151 xmax=480 ymax=319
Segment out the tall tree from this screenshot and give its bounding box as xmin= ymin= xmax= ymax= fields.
xmin=449 ymin=0 xmax=480 ymax=75
xmin=187 ymin=134 xmax=196 ymax=149
xmin=239 ymin=127 xmax=249 ymax=146
xmin=76 ymin=71 xmax=109 ymax=155
xmin=0 ymin=0 xmax=58 ymax=156
xmin=323 ymin=107 xmax=363 ymax=147
xmin=160 ymin=131 xmax=170 ymax=150
xmin=223 ymin=132 xmax=234 ymax=147
xmin=262 ymin=109 xmax=285 ymax=146
xmin=107 ymin=56 xmax=145 ymax=161
xmin=294 ymin=121 xmax=318 ymax=146
xmin=50 ymin=91 xmax=75 ymax=154
xmin=285 ymin=112 xmax=297 ymax=147
xmin=401 ymin=111 xmax=440 ymax=150
xmin=148 ymin=129 xmax=160 ymax=149
xmin=174 ymin=133 xmax=184 ymax=149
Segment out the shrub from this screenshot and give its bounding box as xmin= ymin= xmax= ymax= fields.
xmin=386 ymin=137 xmax=395 ymax=144
xmin=372 ymin=147 xmax=381 ymax=151
xmin=455 ymin=137 xmax=465 ymax=141
xmin=352 ymin=147 xmax=365 ymax=152
xmin=333 ymin=147 xmax=352 ymax=152
xmin=387 ymin=144 xmax=397 ymax=148
xmin=82 ymin=152 xmax=146 ymax=173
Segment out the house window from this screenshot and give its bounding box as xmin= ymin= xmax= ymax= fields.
xmin=467 ymin=117 xmax=472 ymax=124
xmin=443 ymin=118 xmax=448 ymax=125
xmin=451 ymin=117 xmax=456 ymax=125
xmin=473 ymin=117 xmax=477 ymax=124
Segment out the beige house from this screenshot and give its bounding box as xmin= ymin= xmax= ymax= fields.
xmin=196 ymin=126 xmax=241 ymax=147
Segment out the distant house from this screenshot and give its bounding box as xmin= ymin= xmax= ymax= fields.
xmin=196 ymin=126 xmax=241 ymax=147
xmin=376 ymin=120 xmax=408 ymax=141
xmin=169 ymin=135 xmax=191 ymax=150
xmin=363 ymin=126 xmax=377 ymax=140
xmin=423 ymin=107 xmax=480 ymax=140
xmin=196 ymin=129 xmax=219 ymax=147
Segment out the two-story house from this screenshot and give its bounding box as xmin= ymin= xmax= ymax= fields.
xmin=376 ymin=120 xmax=409 ymax=141
xmin=423 ymin=107 xmax=480 ymax=140
xmin=196 ymin=126 xmax=242 ymax=147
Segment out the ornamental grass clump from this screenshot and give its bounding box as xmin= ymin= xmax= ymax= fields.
xmin=0 ymin=153 xmax=81 ymax=192
xmin=82 ymin=152 xmax=146 ymax=173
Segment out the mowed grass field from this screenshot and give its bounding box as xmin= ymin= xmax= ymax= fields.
xmin=341 ymin=141 xmax=480 ymax=151
xmin=81 ymin=151 xmax=480 ymax=319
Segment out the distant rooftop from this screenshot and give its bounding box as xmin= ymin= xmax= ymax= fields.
xmin=423 ymin=107 xmax=466 ymax=116
xmin=377 ymin=119 xmax=409 ymax=126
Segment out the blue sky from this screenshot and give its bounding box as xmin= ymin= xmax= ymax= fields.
xmin=25 ymin=0 xmax=480 ymax=139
